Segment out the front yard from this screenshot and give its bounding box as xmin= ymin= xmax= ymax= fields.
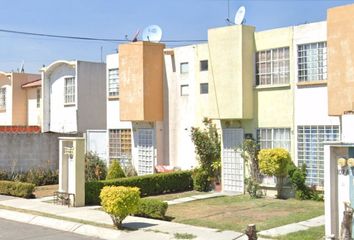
xmin=166 ymin=195 xmax=324 ymax=232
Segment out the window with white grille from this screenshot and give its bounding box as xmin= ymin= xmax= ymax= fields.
xmin=109 ymin=129 xmax=132 ymax=166
xmin=256 ymin=47 xmax=290 ymax=86
xmin=64 ymin=77 xmax=75 ymax=104
xmin=257 ymin=128 xmax=291 ymax=151
xmin=298 ymin=42 xmax=327 ymax=82
xmin=297 ymin=125 xmax=339 ymax=187
xmin=108 ymin=68 xmax=119 ymax=97
xmin=0 ymin=87 xmax=6 ymax=110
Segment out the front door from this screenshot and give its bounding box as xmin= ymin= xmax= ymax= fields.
xmin=222 ymin=128 xmax=244 ymax=192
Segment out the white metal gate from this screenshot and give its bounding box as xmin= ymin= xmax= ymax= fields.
xmin=137 ymin=128 xmax=155 ymax=175
xmin=222 ymin=128 xmax=244 ymax=192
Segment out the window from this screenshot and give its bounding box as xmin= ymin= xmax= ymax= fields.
xmin=36 ymin=88 xmax=41 ymax=108
xmin=181 ymin=84 xmax=189 ymax=96
xmin=0 ymin=87 xmax=5 ymax=110
xmin=108 ymin=68 xmax=119 ymax=97
xmin=180 ymin=62 xmax=189 ymax=74
xmin=298 ymin=42 xmax=327 ymax=82
xmin=200 ymin=60 xmax=208 ymax=71
xmin=256 ymin=47 xmax=290 ymax=86
xmin=64 ymin=77 xmax=75 ymax=104
xmin=257 ymin=128 xmax=291 ymax=151
xmin=109 ymin=129 xmax=132 ymax=166
xmin=200 ymin=83 xmax=208 ymax=94
xmin=297 ymin=125 xmax=339 ymax=186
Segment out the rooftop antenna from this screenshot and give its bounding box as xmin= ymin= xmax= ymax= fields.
xmin=226 ymin=0 xmax=231 ymax=25
xmin=142 ymin=25 xmax=163 ymax=43
xmin=132 ymin=29 xmax=140 ymax=42
xmin=20 ymin=60 xmax=24 ymax=73
xmin=234 ymin=6 xmax=246 ymax=25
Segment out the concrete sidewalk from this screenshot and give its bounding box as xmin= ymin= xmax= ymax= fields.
xmin=0 ymin=194 xmax=324 ymax=240
xmin=0 ymin=195 xmax=247 ymax=240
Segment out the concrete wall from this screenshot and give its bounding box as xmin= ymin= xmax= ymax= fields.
xmin=0 ymin=133 xmax=66 ymax=171
xmin=12 ymin=73 xmax=40 ymax=125
xmin=106 ymin=53 xmax=133 ymax=164
xmin=27 ymin=87 xmax=41 ymax=126
xmin=77 ymin=61 xmax=106 ymax=132
xmin=164 ymin=45 xmax=198 ymax=169
xmin=119 ymin=42 xmax=165 ymax=121
xmin=327 ymin=3 xmax=354 ymax=115
xmin=208 ymin=25 xmax=255 ymax=119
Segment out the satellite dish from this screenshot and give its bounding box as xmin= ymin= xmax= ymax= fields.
xmin=142 ymin=25 xmax=163 ymax=43
xmin=234 ymin=6 xmax=246 ymax=25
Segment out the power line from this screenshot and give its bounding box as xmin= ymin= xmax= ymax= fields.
xmin=0 ymin=28 xmax=207 ymax=43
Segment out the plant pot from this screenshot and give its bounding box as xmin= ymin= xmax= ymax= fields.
xmin=213 ymin=182 xmax=222 ymax=192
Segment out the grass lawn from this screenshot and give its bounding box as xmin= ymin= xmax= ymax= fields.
xmin=166 ymin=195 xmax=324 ymax=232
xmin=145 ymin=191 xmax=207 ymax=201
xmin=272 ymin=226 xmax=324 ymax=240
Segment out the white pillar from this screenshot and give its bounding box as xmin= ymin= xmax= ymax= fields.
xmin=59 ymin=137 xmax=85 ymax=207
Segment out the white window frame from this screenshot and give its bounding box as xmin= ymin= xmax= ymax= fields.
xmin=0 ymin=87 xmax=6 ymax=110
xmin=256 ymin=47 xmax=290 ymax=86
xmin=200 ymin=83 xmax=208 ymax=94
xmin=298 ymin=42 xmax=327 ymax=82
xmin=297 ymin=125 xmax=340 ymax=187
xmin=200 ymin=60 xmax=208 ymax=71
xmin=108 ymin=68 xmax=119 ymax=98
xmin=109 ymin=129 xmax=132 ymax=167
xmin=180 ymin=62 xmax=189 ymax=74
xmin=257 ymin=128 xmax=291 ymax=151
xmin=64 ymin=77 xmax=75 ymax=105
xmin=181 ymin=84 xmax=189 ymax=96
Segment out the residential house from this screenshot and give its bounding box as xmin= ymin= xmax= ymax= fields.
xmin=41 ymin=60 xmax=106 ymax=134
xmin=0 ymin=71 xmax=41 ymax=127
xmin=107 ymin=5 xmax=350 ymax=195
xmin=21 ymin=79 xmax=42 ymax=127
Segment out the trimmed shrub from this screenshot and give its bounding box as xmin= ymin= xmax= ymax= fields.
xmin=258 ymin=148 xmax=292 ymax=199
xmin=134 ymin=198 xmax=168 ymax=219
xmin=288 ymin=163 xmax=323 ymax=201
xmin=193 ymin=168 xmax=211 ymax=192
xmin=85 ymin=152 xmax=107 ymax=182
xmin=0 ymin=168 xmax=58 ymax=186
xmin=0 ymin=180 xmax=35 ymax=198
xmin=86 ymin=170 xmax=193 ymax=205
xmin=100 ymin=186 xmax=140 ymax=229
xmin=106 ymin=160 xmax=125 ymax=180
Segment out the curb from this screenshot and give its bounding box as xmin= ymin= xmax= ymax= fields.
xmin=0 ymin=209 xmax=121 ymax=240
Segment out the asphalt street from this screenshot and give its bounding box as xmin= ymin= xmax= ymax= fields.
xmin=0 ymin=218 xmax=100 ymax=240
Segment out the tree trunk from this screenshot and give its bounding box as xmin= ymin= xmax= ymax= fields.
xmin=111 ymin=215 xmax=123 ymax=229
xmin=245 ymin=224 xmax=257 ymax=240
xmin=276 ymin=176 xmax=284 ymax=199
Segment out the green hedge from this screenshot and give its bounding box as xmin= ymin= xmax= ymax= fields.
xmin=0 ymin=181 xmax=35 ymax=198
xmin=134 ymin=198 xmax=168 ymax=220
xmin=85 ymin=171 xmax=193 ymax=205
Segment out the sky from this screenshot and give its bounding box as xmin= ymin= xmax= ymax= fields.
xmin=0 ymin=0 xmax=354 ymax=73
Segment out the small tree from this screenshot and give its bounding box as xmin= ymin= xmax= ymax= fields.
xmin=191 ymin=118 xmax=221 ymax=191
xmin=100 ymin=186 xmax=140 ymax=229
xmin=240 ymin=139 xmax=261 ymax=183
xmin=258 ymin=148 xmax=291 ymax=199
xmin=85 ymin=152 xmax=107 ymax=182
xmin=106 ymin=160 xmax=126 ymax=180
